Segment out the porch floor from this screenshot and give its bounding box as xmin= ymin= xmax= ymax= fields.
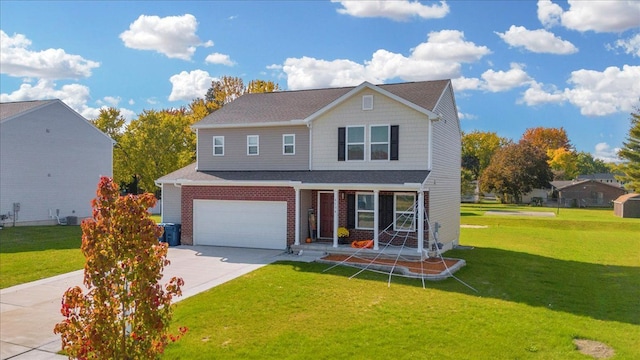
xmin=291 ymin=242 xmax=466 ymax=280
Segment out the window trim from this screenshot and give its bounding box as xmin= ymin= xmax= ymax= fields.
xmin=283 ymin=134 xmax=295 ymax=155
xmin=247 ymin=135 xmax=259 ymax=156
xmin=370 ymin=124 xmax=390 ymax=161
xmin=346 ymin=125 xmax=365 ymax=161
xmin=394 ymin=193 xmax=416 ymax=232
xmin=356 ymin=192 xmax=375 ymax=230
xmin=213 ymin=136 xmax=224 ymax=156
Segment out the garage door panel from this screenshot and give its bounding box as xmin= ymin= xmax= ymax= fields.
xmin=193 ymin=200 xmax=287 ymax=249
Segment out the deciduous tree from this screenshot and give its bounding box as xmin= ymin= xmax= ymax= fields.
xmin=616 ymin=107 xmax=640 ymax=191
xmin=521 ymin=127 xmax=572 ymax=152
xmin=461 ymin=130 xmax=510 ymax=179
xmin=480 ymin=142 xmax=553 ymax=203
xmin=54 ymin=177 xmax=186 ymax=359
xmin=547 ymin=147 xmax=578 ymax=180
xmin=575 ymin=151 xmax=610 ymax=176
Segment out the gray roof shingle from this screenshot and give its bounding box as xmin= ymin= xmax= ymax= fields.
xmin=0 ymin=100 xmax=55 ymax=121
xmin=194 ymin=80 xmax=450 ymax=127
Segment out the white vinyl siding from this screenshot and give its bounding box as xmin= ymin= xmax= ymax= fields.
xmin=427 ymin=83 xmax=461 ymax=250
xmin=356 ymin=193 xmax=374 ymax=229
xmin=247 ymin=135 xmax=259 ymax=155
xmin=283 ymin=134 xmax=295 ymax=155
xmin=213 ymin=136 xmax=224 ymax=156
xmin=370 ymin=125 xmax=389 ymax=160
xmin=161 ymin=183 xmax=182 ymax=224
xmin=311 ymin=88 xmax=429 ymax=170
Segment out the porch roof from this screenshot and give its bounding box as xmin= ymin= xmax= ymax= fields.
xmin=156 ymin=163 xmax=429 ymax=188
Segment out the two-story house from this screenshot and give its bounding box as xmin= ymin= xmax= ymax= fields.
xmin=156 ymin=80 xmax=461 ymax=255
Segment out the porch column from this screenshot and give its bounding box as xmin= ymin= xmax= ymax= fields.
xmin=373 ymin=190 xmax=379 ymax=250
xmin=333 ymin=189 xmax=339 ymax=248
xmin=294 ymin=187 xmax=300 ymax=246
xmin=417 ymin=190 xmax=425 ymax=254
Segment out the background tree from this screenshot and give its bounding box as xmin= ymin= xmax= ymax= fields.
xmin=616 ymin=107 xmax=640 ymax=192
xmin=54 ymin=177 xmax=185 ymax=359
xmin=480 ymin=141 xmax=553 ymax=203
xmin=92 ymin=108 xmax=126 ymax=142
xmin=575 ymin=151 xmax=611 ymax=176
xmin=205 ymin=76 xmax=280 ymax=108
xmin=547 ymin=147 xmax=578 ymax=180
xmin=119 ymin=109 xmax=196 ymax=194
xmin=461 ymin=131 xmax=510 ymax=196
xmin=520 ymin=127 xmax=572 ymax=151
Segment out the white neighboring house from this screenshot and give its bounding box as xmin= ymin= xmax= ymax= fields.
xmin=0 ymin=99 xmax=113 ymax=226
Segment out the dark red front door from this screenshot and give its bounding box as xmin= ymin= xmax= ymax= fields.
xmin=319 ymin=193 xmax=333 ymax=238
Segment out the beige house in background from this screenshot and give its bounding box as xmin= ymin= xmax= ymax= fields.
xmin=157 ymin=80 xmax=461 ymax=255
xmin=0 ymin=99 xmax=113 ymax=226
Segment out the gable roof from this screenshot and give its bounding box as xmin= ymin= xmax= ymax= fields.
xmin=0 ymin=100 xmax=56 ymax=122
xmin=614 ymin=193 xmax=640 ymax=203
xmin=193 ymin=80 xmax=450 ymax=129
xmin=551 ymin=179 xmax=626 ymax=191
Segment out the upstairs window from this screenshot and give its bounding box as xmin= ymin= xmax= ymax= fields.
xmin=283 ymin=134 xmax=295 ymax=155
xmin=346 ymin=126 xmax=365 ymax=161
xmin=213 ymin=136 xmax=224 ymax=156
xmin=370 ymin=125 xmax=389 ymax=160
xmin=247 ymin=135 xmax=259 ymax=155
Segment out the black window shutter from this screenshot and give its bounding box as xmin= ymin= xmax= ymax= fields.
xmin=390 ymin=125 xmax=399 ymax=160
xmin=338 ymin=127 xmax=346 ymax=161
xmin=347 ymin=194 xmax=355 ymax=228
xmin=378 ymin=194 xmax=394 ymax=230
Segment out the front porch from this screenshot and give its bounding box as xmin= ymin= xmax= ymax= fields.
xmin=290 ymin=241 xmax=426 ymax=260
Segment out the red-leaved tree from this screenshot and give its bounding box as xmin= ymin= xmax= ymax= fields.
xmin=54 ymin=177 xmax=186 ymax=359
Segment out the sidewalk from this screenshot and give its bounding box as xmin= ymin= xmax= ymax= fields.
xmin=0 ymin=246 xmax=317 ymax=359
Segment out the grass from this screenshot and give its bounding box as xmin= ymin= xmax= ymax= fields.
xmin=163 ymin=204 xmax=640 ymax=359
xmin=0 ymin=225 xmax=83 ymax=289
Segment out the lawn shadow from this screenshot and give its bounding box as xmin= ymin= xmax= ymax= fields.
xmin=460 ymin=212 xmax=479 ymax=217
xmin=292 ymin=247 xmax=640 ymax=326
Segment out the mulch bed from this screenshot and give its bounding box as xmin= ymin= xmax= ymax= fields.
xmin=321 ymin=254 xmax=462 ymax=276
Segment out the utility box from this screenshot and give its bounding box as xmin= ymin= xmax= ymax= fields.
xmin=66 ymin=216 xmax=78 ymax=225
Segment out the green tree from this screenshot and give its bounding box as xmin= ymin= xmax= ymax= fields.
xmin=616 ymin=107 xmax=640 ymax=192
xmin=205 ymin=76 xmax=280 ymax=108
xmin=120 ymin=109 xmax=196 ymax=194
xmin=54 ymin=177 xmax=186 ymax=359
xmin=92 ymin=108 xmax=126 ymax=142
xmin=461 ymin=130 xmax=510 ymax=179
xmin=575 ymin=151 xmax=610 ymax=176
xmin=480 ymin=141 xmax=553 ymax=203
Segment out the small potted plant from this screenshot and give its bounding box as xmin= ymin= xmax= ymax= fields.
xmin=337 ymin=227 xmax=350 ymax=244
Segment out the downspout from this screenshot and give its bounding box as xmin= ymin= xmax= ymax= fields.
xmin=307 ymin=123 xmax=313 ymax=170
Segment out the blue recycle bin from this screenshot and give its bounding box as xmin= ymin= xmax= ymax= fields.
xmin=162 ymin=223 xmax=181 ymax=247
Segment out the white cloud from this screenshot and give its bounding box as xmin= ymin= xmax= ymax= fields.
xmin=0 ymin=30 xmax=100 ymax=79
xmin=521 ymin=65 xmax=640 ymax=116
xmin=279 ymin=30 xmax=490 ymax=90
xmin=481 ymin=63 xmax=533 ymax=92
xmin=610 ymin=33 xmax=640 ymax=57
xmin=332 ymin=0 xmax=449 ymax=21
xmin=594 ymin=142 xmax=622 ymax=163
xmin=538 ymin=0 xmax=640 ymax=33
xmin=119 ymin=14 xmax=213 ymax=60
xmin=168 ymin=70 xmax=215 ymax=101
xmin=205 ymin=52 xmax=236 ymax=66
xmin=0 ymin=79 xmax=135 ymax=120
xmin=451 ymin=77 xmax=482 ymax=92
xmin=496 ymin=25 xmax=577 ymax=54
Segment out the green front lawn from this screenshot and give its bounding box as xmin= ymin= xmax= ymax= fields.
xmin=0 ymin=226 xmax=84 ymax=289
xmin=164 ymin=205 xmax=640 ymax=359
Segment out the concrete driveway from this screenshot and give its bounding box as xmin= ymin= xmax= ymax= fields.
xmin=0 ymin=246 xmax=310 ymax=360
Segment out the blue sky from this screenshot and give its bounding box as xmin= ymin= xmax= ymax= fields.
xmin=1 ymin=1 xmax=639 ymax=162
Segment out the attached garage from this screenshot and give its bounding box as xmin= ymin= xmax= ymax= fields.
xmin=193 ymin=199 xmax=288 ymax=249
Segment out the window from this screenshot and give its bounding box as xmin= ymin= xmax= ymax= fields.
xmin=247 ymin=135 xmax=259 ymax=155
xmin=283 ymin=134 xmax=295 ymax=155
xmin=346 ymin=126 xmax=365 ymax=160
xmin=362 ymin=95 xmax=373 ymax=110
xmin=370 ymin=125 xmax=389 ymax=160
xmin=356 ymin=193 xmax=374 ymax=229
xmin=213 ymin=136 xmax=224 ymax=156
xmin=394 ymin=193 xmax=416 ymax=231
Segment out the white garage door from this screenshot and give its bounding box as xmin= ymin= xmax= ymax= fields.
xmin=193 ymin=199 xmax=287 ymax=249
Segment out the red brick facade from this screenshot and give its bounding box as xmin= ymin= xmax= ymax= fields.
xmin=181 ymin=185 xmax=296 ymax=245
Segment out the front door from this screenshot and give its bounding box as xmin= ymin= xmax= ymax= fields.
xmin=319 ymin=192 xmax=334 ymax=238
